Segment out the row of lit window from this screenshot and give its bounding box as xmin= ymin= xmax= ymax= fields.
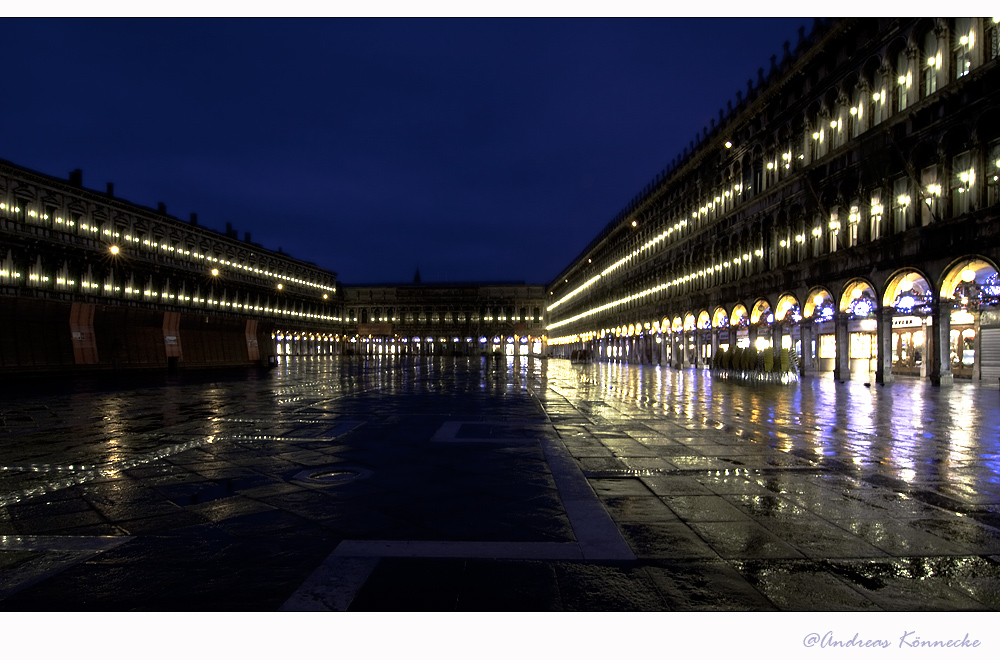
xmin=548 ymin=249 xmax=768 ymax=331
xmin=4 ymin=267 xmax=340 ymax=322
xmin=551 ymin=23 xmax=995 ymax=310
xmin=552 ymin=152 xmax=990 ymax=317
xmin=1 ymin=203 xmax=336 ymax=293
xmin=346 ymin=336 xmax=537 ymax=343
xmin=352 ymin=315 xmax=538 ymax=323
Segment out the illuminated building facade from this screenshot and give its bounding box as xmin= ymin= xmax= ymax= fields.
xmin=0 ymin=159 xmax=340 ymax=371
xmin=341 ymin=282 xmax=547 ymax=357
xmin=0 ymin=158 xmax=547 ymax=371
xmin=547 ymin=17 xmax=1000 ymax=386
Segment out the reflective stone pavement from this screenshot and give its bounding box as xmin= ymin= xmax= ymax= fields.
xmin=1 ymin=356 xmax=999 ymax=611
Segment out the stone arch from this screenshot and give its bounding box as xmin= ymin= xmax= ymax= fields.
xmin=750 ymin=298 xmax=773 ymax=324
xmin=972 ymin=105 xmax=1000 ymax=144
xmin=939 ymin=255 xmax=1000 ymax=300
xmin=775 ymin=293 xmax=802 ymax=323
xmin=884 ymin=268 xmax=934 ymax=310
xmin=730 ymin=303 xmax=749 ymax=327
xmin=840 ymin=278 xmax=878 ymax=317
xmin=803 ymin=286 xmax=834 ymax=319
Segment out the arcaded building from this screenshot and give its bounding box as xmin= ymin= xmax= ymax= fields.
xmin=0 ymin=159 xmax=547 ymax=371
xmin=547 ymin=17 xmax=1000 ymax=386
xmin=0 ymin=160 xmax=340 ymax=371
xmin=341 ymin=280 xmax=547 ymax=358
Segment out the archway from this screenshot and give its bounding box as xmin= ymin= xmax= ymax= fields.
xmin=939 ymin=257 xmax=1000 ymax=379
xmin=884 ymin=269 xmax=933 ymax=377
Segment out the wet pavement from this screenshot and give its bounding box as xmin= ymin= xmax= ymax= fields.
xmin=1 ymin=356 xmax=999 ymax=611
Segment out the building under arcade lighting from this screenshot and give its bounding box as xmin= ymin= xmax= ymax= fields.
xmin=546 ymin=17 xmax=1000 ymax=386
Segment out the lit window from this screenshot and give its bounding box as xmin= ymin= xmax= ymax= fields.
xmin=896 ymin=50 xmax=910 ymax=112
xmin=954 ymin=18 xmax=974 ymax=78
xmin=952 ymin=151 xmax=974 ymax=216
xmin=921 ymin=31 xmax=939 ymax=97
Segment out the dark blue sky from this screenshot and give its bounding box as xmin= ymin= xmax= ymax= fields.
xmin=3 ymin=18 xmax=807 ymax=285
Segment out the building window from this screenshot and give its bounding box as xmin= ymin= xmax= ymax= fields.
xmin=921 ymin=165 xmax=941 ymax=225
xmin=533 ymin=307 xmax=540 ymax=323
xmin=896 ymin=50 xmax=911 ymax=112
xmin=819 ymin=334 xmax=837 ymax=359
xmin=871 ymin=84 xmax=886 ymax=126
xmin=893 ymin=177 xmax=911 ymax=232
xmin=848 ymin=203 xmax=860 ymax=247
xmin=952 ymin=151 xmax=974 ymax=216
xmin=988 ymin=140 xmax=1000 ymax=206
xmin=804 ymin=128 xmax=814 ymax=163
xmin=828 ymin=209 xmax=840 ymax=253
xmin=765 ymin=156 xmax=778 ymax=188
xmin=850 ymin=88 xmax=866 ymax=139
xmin=988 ymin=17 xmax=999 ymax=61
xmin=811 ymin=216 xmax=824 ymax=257
xmin=953 ymin=18 xmax=974 ymax=79
xmin=921 ymin=30 xmax=940 ymax=97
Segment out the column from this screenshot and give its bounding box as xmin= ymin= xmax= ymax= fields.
xmin=694 ymin=330 xmax=703 ymax=368
xmin=875 ymin=307 xmax=894 ymax=385
xmin=930 ymin=301 xmax=954 ymax=386
xmin=800 ymin=321 xmax=814 ymax=375
xmin=919 ymin=318 xmax=929 ymax=378
xmin=833 ymin=311 xmax=851 ymax=382
xmin=770 ymin=323 xmax=781 ymax=352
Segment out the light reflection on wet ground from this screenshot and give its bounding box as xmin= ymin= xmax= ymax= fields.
xmin=552 ymin=361 xmax=1000 ymax=495
xmin=1 ymin=355 xmax=999 ymax=610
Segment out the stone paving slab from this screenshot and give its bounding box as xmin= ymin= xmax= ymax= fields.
xmin=1 ymin=356 xmax=999 ymax=612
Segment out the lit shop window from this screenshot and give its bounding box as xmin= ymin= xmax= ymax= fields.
xmin=850 ymin=333 xmax=875 ymax=360
xmin=818 ymin=335 xmax=837 ymax=359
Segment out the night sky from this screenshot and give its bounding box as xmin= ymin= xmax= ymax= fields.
xmin=3 ymin=17 xmax=807 ymax=286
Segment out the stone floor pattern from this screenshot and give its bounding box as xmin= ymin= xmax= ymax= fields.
xmin=1 ymin=356 xmax=999 ymax=611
